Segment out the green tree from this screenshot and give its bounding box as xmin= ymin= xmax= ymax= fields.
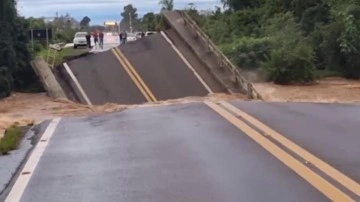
xmin=0 ymin=0 xmax=41 ymax=97
xmin=27 ymin=17 xmax=47 ymax=28
xmin=221 ymin=0 xmax=264 ymax=11
xmin=141 ymin=12 xmax=157 ymax=31
xmin=121 ymin=4 xmax=141 ymax=32
xmin=0 ymin=0 xmax=18 ymax=95
xmin=80 ymin=16 xmax=91 ymax=29
xmin=159 ymin=0 xmax=174 ymax=11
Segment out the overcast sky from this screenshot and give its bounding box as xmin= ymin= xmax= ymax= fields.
xmin=17 ymin=0 xmax=221 ymax=25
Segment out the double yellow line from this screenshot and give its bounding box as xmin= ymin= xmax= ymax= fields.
xmin=206 ymin=101 xmax=359 ymax=202
xmin=111 ymin=47 xmax=157 ymax=103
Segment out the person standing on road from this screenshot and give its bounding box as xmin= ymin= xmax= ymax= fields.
xmin=122 ymin=31 xmax=127 ymax=44
xmin=85 ymin=32 xmax=91 ymax=48
xmin=119 ymin=32 xmax=123 ymax=44
xmin=99 ymin=31 xmax=104 ymax=49
xmin=93 ymin=31 xmax=99 ymax=49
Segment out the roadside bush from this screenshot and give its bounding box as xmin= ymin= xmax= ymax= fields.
xmin=0 ymin=126 xmax=23 ymax=155
xmin=261 ymin=13 xmax=316 ymax=84
xmin=262 ymin=44 xmax=315 ymax=84
xmin=220 ymin=37 xmax=273 ymax=69
xmin=33 ymin=41 xmax=45 ymax=53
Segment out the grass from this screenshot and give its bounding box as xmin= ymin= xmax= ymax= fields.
xmin=0 ymin=126 xmax=24 ymax=155
xmin=38 ymin=46 xmax=90 ymax=67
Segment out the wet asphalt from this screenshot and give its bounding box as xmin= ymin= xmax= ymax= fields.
xmin=0 ymin=120 xmax=50 ymax=201
xmin=15 ymin=101 xmax=358 ymax=202
xmin=231 ymin=101 xmax=360 ymax=183
xmin=119 ymin=34 xmax=209 ymax=101
xmin=67 ymin=50 xmax=146 ymax=105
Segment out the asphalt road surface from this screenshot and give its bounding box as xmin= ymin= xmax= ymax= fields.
xmin=90 ymin=35 xmax=120 ymax=53
xmin=66 ymin=49 xmax=147 ymax=105
xmin=64 ymin=35 xmax=150 ymax=105
xmin=119 ymin=33 xmax=210 ymax=101
xmin=6 ymin=101 xmax=360 ymax=202
xmin=65 ymin=33 xmax=217 ymax=105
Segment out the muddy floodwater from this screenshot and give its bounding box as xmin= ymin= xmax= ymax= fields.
xmin=1 ymin=77 xmax=360 ymax=138
xmin=0 ymin=92 xmax=244 ymax=138
xmin=254 ymin=77 xmax=360 ymax=103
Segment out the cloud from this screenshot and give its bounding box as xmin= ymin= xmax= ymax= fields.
xmin=17 ymin=0 xmax=221 ymax=25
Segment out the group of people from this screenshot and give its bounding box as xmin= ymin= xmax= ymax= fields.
xmin=119 ymin=31 xmax=145 ymax=45
xmin=85 ymin=30 xmax=104 ymax=49
xmin=85 ymin=30 xmax=147 ymax=48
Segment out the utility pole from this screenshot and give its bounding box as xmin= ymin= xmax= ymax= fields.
xmin=129 ymin=13 xmax=133 ymax=33
xmin=119 ymin=13 xmax=121 ymax=33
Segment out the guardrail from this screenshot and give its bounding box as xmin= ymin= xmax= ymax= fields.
xmin=47 ymin=43 xmax=65 ymax=69
xmin=178 ymin=11 xmax=262 ymax=100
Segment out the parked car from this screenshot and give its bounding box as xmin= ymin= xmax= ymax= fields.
xmin=135 ymin=32 xmax=143 ymax=39
xmin=73 ymin=32 xmax=88 ymax=49
xmin=145 ymin=31 xmax=157 ymax=36
xmin=127 ymin=33 xmax=137 ymax=42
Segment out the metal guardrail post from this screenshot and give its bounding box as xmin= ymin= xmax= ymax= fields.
xmin=247 ymin=83 xmax=253 ymax=99
xmin=218 ymin=59 xmax=224 ymax=70
xmin=47 ymin=43 xmax=64 ymax=69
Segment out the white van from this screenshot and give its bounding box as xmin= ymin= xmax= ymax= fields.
xmin=73 ymin=32 xmax=88 ymax=49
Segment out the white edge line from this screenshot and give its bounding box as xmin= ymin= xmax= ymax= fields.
xmin=5 ymin=118 xmax=62 ymax=202
xmin=160 ymin=31 xmax=213 ymax=94
xmin=63 ymin=62 xmax=93 ymax=106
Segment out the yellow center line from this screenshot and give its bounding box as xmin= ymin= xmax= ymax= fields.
xmin=219 ymin=101 xmax=360 ymax=197
xmin=205 ymin=101 xmax=354 ymax=202
xmin=111 ymin=48 xmax=152 ymax=102
xmin=114 ymin=47 xmax=158 ymax=102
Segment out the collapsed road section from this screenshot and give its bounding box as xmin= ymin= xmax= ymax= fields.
xmin=58 ymin=32 xmax=228 ymax=105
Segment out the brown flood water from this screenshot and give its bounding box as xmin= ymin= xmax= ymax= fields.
xmin=254 ymin=77 xmax=360 ymax=103
xmin=0 ymin=92 xmax=244 ymax=138
xmin=2 ymin=77 xmax=360 ymax=138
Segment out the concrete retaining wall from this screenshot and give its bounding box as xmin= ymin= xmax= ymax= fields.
xmin=31 ymin=56 xmax=67 ymax=99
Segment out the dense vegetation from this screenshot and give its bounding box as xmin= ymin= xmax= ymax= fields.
xmin=192 ymin=0 xmax=360 ymax=84
xmin=0 ymin=0 xmax=89 ymax=99
xmin=0 ymin=0 xmax=40 ymax=98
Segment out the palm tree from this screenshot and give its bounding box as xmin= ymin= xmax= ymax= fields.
xmin=159 ymin=0 xmax=174 ymax=11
